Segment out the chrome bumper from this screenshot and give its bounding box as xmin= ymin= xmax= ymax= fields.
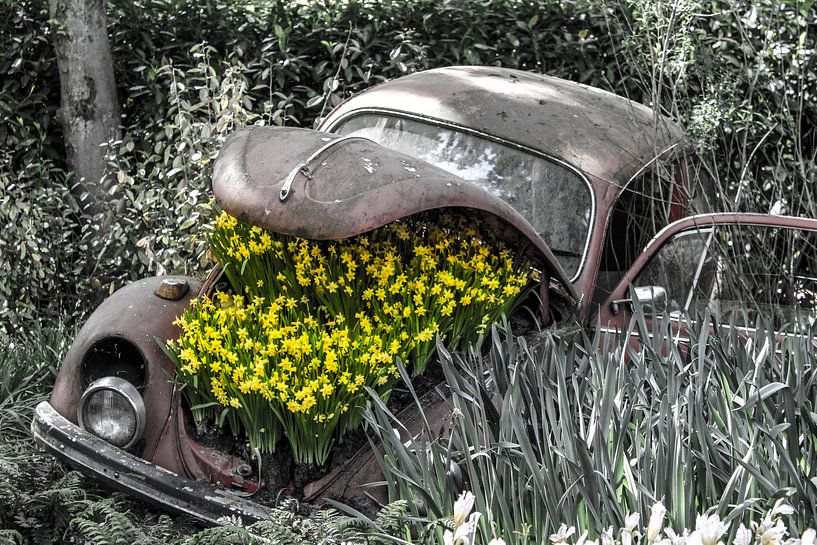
xmin=30 ymin=401 xmax=270 ymax=524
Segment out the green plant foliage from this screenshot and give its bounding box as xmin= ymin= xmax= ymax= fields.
xmin=0 ymin=0 xmax=607 ymax=336
xmin=167 ymin=211 xmax=529 ymax=464
xmin=182 ymin=499 xmax=370 ymax=545
xmin=365 ymin=312 xmax=817 ymax=542
xmin=0 ymin=441 xmax=392 ymax=544
xmin=0 ymin=325 xmax=69 ymax=443
xmin=598 ymin=0 xmax=817 ymax=216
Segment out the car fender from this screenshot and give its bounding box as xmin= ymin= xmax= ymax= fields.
xmin=50 ymin=276 xmax=201 ymax=471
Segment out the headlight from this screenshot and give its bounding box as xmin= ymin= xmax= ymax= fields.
xmin=77 ymin=376 xmax=146 ymax=449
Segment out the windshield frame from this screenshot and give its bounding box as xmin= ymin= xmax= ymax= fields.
xmin=324 ymin=107 xmax=597 ymax=283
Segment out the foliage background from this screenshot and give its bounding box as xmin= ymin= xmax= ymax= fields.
xmin=1 ymin=0 xmax=814 ymax=336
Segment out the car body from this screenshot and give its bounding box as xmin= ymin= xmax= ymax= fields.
xmin=33 ymin=66 xmax=809 ymax=523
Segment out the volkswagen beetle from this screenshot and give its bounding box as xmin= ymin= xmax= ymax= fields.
xmin=33 ymin=66 xmax=728 ymax=522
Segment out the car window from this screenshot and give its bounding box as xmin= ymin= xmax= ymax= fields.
xmin=594 ymin=162 xmax=687 ymax=305
xmin=634 ymin=223 xmax=817 ymax=333
xmin=333 ymin=114 xmax=593 ymax=278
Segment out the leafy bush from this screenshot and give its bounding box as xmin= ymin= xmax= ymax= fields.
xmin=365 ymin=312 xmax=817 ymax=542
xmin=0 ymin=324 xmax=70 ymax=443
xmin=0 ymin=0 xmax=609 ymax=336
xmin=599 ymin=0 xmax=817 ymax=216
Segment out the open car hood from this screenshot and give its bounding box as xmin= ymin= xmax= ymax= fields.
xmin=212 ymin=126 xmax=577 ymax=297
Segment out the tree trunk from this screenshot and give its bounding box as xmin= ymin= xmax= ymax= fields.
xmin=49 ymin=0 xmax=119 ymax=211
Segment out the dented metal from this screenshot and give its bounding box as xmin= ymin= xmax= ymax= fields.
xmin=279 ymin=135 xmax=373 ymax=201
xmin=213 ymin=126 xmax=576 ymax=296
xmin=320 ymin=66 xmax=685 ymax=189
xmin=32 ymin=402 xmax=271 ymax=524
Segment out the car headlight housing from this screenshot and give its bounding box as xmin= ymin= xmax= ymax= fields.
xmin=77 ymin=376 xmax=146 ymax=450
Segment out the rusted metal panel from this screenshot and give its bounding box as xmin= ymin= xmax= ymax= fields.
xmin=303 ymin=385 xmax=454 ymax=503
xmin=320 ymin=66 xmax=687 ymax=191
xmin=175 ymin=409 xmax=261 ymax=493
xmin=49 ymin=276 xmax=201 ymax=474
xmin=212 ymin=126 xmax=576 ymax=297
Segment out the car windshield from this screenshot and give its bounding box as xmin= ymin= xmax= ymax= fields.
xmin=333 ymin=114 xmax=593 ymax=278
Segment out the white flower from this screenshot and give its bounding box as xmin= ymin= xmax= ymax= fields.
xmin=665 ymin=528 xmax=687 ymax=545
xmin=770 ymin=499 xmax=795 ymax=518
xmin=550 ymin=524 xmax=577 ymax=544
xmin=600 ymin=526 xmax=616 ymax=545
xmin=648 ymin=502 xmax=668 ymax=542
xmin=801 ymin=528 xmax=816 ymax=545
xmin=687 ymin=530 xmax=704 ymax=545
xmin=453 ymin=491 xmax=476 ymax=526
xmin=734 ymin=524 xmax=753 ymax=545
xmin=487 ymin=539 xmax=507 ymax=545
xmin=622 ymin=513 xmax=641 ymax=545
xmin=759 ymin=518 xmax=787 ymax=545
xmin=445 ymin=512 xmax=480 ymax=545
xmin=695 ymin=513 xmax=729 ymax=545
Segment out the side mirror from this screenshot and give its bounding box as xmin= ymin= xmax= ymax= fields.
xmin=633 ymin=285 xmax=668 ymax=313
xmin=610 ymin=285 xmax=668 ymax=315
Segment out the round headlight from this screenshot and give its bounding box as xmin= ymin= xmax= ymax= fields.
xmin=77 ymin=376 xmax=146 ymax=449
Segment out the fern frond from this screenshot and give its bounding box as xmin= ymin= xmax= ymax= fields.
xmin=0 ymin=529 xmax=23 ymax=545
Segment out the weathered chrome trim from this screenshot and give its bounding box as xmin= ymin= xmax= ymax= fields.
xmin=280 ymin=135 xmax=375 ymax=201
xmin=31 ymin=402 xmax=270 ymax=524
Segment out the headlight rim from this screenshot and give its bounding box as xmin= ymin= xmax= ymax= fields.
xmin=77 ymin=376 xmax=146 ymax=450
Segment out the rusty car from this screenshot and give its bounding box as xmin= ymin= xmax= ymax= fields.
xmin=31 ymin=66 xmax=816 ymax=523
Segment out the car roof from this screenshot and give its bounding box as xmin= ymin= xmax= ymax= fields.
xmin=321 ymin=66 xmax=687 ymax=189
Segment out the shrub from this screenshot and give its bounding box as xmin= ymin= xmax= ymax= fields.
xmin=597 ymin=0 xmax=817 ymax=216
xmin=3 ymin=0 xmax=815 ymax=338
xmin=0 ymin=0 xmax=608 ymax=336
xmin=0 ymin=324 xmax=70 ymax=443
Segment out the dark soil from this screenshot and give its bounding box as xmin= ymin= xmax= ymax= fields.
xmin=185 ymin=357 xmax=449 ymax=506
xmin=292 ymin=462 xmax=330 ymax=496
xmin=260 ymin=446 xmax=293 ymax=497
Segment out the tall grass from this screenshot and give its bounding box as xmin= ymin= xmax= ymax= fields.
xmin=365 ymin=311 xmax=817 ymax=543
xmin=0 ymin=325 xmax=70 ymax=445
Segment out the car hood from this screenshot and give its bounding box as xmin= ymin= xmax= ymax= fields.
xmin=212 ymin=126 xmax=577 ymax=297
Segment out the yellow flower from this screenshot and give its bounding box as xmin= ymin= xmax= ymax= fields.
xmin=416 ymin=328 xmax=434 ymax=343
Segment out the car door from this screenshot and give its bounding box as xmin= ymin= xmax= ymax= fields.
xmin=595 ymin=213 xmax=817 ymax=353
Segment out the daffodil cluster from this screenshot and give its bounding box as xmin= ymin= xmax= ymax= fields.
xmin=167 ymin=210 xmax=530 ymax=465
